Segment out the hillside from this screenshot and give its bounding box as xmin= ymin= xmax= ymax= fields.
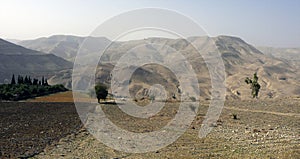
xmin=24 ymin=35 xmax=300 ymax=100
xmin=0 ymin=39 xmax=73 ymax=83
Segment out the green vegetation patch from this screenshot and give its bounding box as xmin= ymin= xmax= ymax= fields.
xmin=0 ymin=75 xmax=68 ymax=101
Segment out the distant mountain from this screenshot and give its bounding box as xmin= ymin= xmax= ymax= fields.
xmin=18 ymin=35 xmax=111 ymax=62
xmin=48 ymin=35 xmax=300 ymax=100
xmin=0 ymin=38 xmax=73 ymax=83
xmin=258 ymin=47 xmax=300 ymax=59
xmin=258 ymin=47 xmax=300 ymax=69
xmin=0 ymin=39 xmax=43 ymax=55
xmin=5 ymin=39 xmax=21 ymax=44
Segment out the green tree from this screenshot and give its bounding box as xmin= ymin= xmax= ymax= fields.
xmin=11 ymin=74 xmax=16 ymax=85
xmin=245 ymin=72 xmax=261 ymax=98
xmin=95 ymin=83 xmax=108 ymax=103
xmin=28 ymin=76 xmax=32 ymax=85
xmin=33 ymin=78 xmax=38 ymax=85
xmin=42 ymin=76 xmax=45 ymax=86
xmin=44 ymin=78 xmax=49 ymax=86
xmin=17 ymin=75 xmax=23 ymax=84
xmin=24 ymin=76 xmax=28 ymax=84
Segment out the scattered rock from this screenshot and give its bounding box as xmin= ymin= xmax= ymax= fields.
xmin=253 ymin=129 xmax=260 ymax=133
xmin=210 ymin=123 xmax=218 ymax=127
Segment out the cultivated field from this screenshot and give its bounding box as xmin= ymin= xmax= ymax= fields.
xmin=0 ymin=92 xmax=299 ymax=158
xmin=0 ymin=102 xmax=82 ymax=158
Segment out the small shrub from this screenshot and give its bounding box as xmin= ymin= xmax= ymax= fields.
xmin=190 ymin=96 xmax=196 ymax=102
xmin=232 ymin=113 xmax=238 ymax=120
xmin=149 ymin=95 xmax=155 ymax=102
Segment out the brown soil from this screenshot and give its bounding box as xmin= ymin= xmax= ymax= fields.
xmin=0 ymin=97 xmax=299 ymax=158
xmin=36 ymin=99 xmax=299 ymax=159
xmin=0 ymin=102 xmax=82 ymax=158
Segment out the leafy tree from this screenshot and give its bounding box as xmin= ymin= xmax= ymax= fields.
xmin=95 ymin=83 xmax=108 ymax=103
xmin=245 ymin=72 xmax=261 ymax=98
xmin=11 ymin=74 xmax=16 ymax=85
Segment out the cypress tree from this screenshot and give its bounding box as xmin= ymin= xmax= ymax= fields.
xmin=28 ymin=76 xmax=31 ymax=85
xmin=21 ymin=76 xmax=24 ymax=84
xmin=33 ymin=78 xmax=38 ymax=85
xmin=42 ymin=76 xmax=44 ymax=86
xmin=45 ymin=79 xmax=49 ymax=86
xmin=18 ymin=75 xmax=24 ymax=84
xmin=17 ymin=75 xmax=21 ymax=84
xmin=24 ymin=76 xmax=28 ymax=84
xmin=11 ymin=74 xmax=16 ymax=85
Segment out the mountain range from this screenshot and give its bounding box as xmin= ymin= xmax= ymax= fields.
xmin=18 ymin=35 xmax=111 ymax=62
xmin=2 ymin=35 xmax=299 ymax=100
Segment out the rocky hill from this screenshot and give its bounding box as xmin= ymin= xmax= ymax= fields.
xmin=19 ymin=35 xmax=300 ymax=100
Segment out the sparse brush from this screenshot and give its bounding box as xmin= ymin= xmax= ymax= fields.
xmin=190 ymin=96 xmax=196 ymax=102
xmin=232 ymin=113 xmax=238 ymax=120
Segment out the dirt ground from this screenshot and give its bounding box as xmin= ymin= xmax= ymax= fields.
xmin=0 ymin=94 xmax=299 ymax=158
xmin=0 ymin=102 xmax=82 ymax=158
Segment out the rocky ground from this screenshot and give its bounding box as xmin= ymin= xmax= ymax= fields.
xmin=0 ymin=98 xmax=299 ymax=158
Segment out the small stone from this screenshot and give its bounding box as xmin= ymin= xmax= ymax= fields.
xmin=210 ymin=123 xmax=217 ymax=127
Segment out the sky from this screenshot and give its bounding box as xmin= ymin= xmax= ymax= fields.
xmin=0 ymin=0 xmax=299 ymax=47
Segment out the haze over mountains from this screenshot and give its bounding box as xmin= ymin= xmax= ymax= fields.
xmin=18 ymin=35 xmax=111 ymax=62
xmin=0 ymin=38 xmax=72 ymax=83
xmin=2 ymin=35 xmax=300 ymax=100
xmin=258 ymin=47 xmax=300 ymax=69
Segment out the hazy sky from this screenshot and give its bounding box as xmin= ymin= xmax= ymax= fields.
xmin=0 ymin=0 xmax=299 ymax=47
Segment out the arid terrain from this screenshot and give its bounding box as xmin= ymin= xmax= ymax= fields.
xmin=0 ymin=102 xmax=82 ymax=158
xmin=0 ymin=92 xmax=299 ymax=158
xmin=1 ymin=1 xmax=299 ymax=159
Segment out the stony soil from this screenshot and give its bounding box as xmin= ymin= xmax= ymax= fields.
xmin=37 ymin=99 xmax=300 ymax=158
xmin=0 ymin=98 xmax=299 ymax=158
